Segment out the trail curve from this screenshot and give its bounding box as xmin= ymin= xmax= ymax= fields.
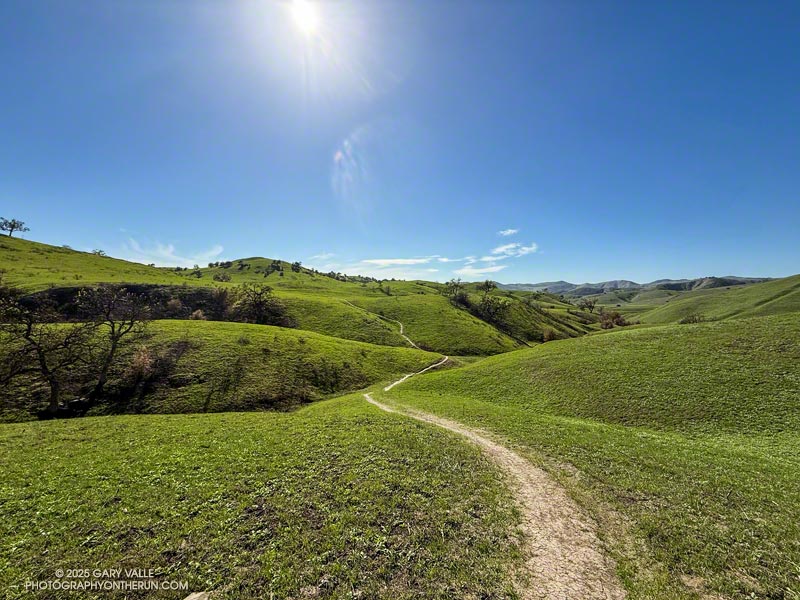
xmin=365 ymin=324 xmax=626 ymax=599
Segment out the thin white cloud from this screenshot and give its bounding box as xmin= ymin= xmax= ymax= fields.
xmin=479 ymin=254 xmax=511 ymax=262
xmin=491 ymin=243 xmax=520 ymax=255
xmin=489 ymin=242 xmax=539 ymax=258
xmin=119 ymin=238 xmax=224 ymax=268
xmin=454 ymin=264 xmax=508 ymax=276
xmin=310 ymin=251 xmax=336 ymax=260
xmin=497 ymin=228 xmax=518 ymax=237
xmin=515 ymin=243 xmax=538 ymax=256
xmin=362 ymin=257 xmax=434 ymax=266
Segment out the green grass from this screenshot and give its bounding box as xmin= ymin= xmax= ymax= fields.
xmin=0 ymin=236 xmax=194 ymax=290
xmin=1 ymin=237 xmax=596 ymax=355
xmin=0 ymin=395 xmax=522 ymax=599
xmin=639 ymin=274 xmax=800 ymax=324
xmin=382 ymin=314 xmax=800 ymax=598
xmin=0 ymin=320 xmax=442 ymax=420
xmin=347 ymin=293 xmax=521 ymax=355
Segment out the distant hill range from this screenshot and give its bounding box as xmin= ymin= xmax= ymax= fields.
xmin=498 ymin=276 xmax=771 ymax=297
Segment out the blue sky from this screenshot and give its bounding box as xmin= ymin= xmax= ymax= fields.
xmin=1 ymin=0 xmax=798 ymax=283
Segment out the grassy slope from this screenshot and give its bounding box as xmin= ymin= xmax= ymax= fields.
xmin=2 ymin=320 xmax=442 ymax=420
xmin=0 ymin=395 xmax=522 ymax=599
xmin=382 ymin=315 xmax=800 ymax=598
xmin=144 ymin=320 xmax=441 ymax=413
xmin=1 ymin=237 xmax=596 ymax=355
xmin=635 ymin=275 xmax=800 ymax=324
xmin=0 ymin=236 xmax=192 ymax=290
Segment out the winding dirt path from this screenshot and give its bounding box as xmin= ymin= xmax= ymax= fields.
xmin=366 ymin=326 xmax=627 ymax=599
xmin=341 ymin=300 xmax=421 ymax=349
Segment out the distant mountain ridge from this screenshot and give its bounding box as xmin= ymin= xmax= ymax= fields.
xmin=499 ymin=276 xmax=771 ymax=296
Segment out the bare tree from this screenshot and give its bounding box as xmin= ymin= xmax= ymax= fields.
xmin=77 ymin=286 xmax=150 ymax=400
xmin=0 ymin=287 xmax=95 ymax=413
xmin=0 ymin=218 xmax=30 ymax=237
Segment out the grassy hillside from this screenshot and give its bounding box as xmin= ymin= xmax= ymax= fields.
xmin=0 ymin=236 xmax=192 ymax=290
xmin=1 ymin=320 xmax=441 ymax=421
xmin=382 ymin=314 xmax=800 ymax=598
xmin=639 ymin=274 xmax=800 ymax=324
xmin=0 ymin=395 xmax=522 ymax=599
xmin=1 ymin=237 xmax=595 ymax=355
xmin=591 ymin=274 xmax=800 ymax=323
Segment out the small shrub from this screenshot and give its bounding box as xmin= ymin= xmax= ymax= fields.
xmin=166 ymin=298 xmax=184 ymax=317
xmin=189 ymin=309 xmax=207 ymax=320
xmin=600 ymin=311 xmax=629 ymax=329
xmin=679 ymin=314 xmax=705 ymax=324
xmin=213 ymin=272 xmax=231 ymax=282
xmin=543 ymin=329 xmax=558 ymax=342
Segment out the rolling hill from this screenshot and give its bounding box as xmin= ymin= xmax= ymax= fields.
xmin=500 ymin=276 xmax=771 ymax=296
xmin=381 ymin=314 xmax=800 ymax=598
xmin=0 ymin=236 xmax=594 ymax=355
xmin=638 ymin=274 xmax=800 ymax=324
xmin=0 ymin=319 xmax=442 ymax=421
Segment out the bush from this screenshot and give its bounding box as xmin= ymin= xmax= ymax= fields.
xmin=166 ymin=298 xmax=185 ymax=317
xmin=213 ymin=272 xmax=231 ymax=282
xmin=679 ymin=314 xmax=705 ymax=324
xmin=189 ymin=309 xmax=207 ymax=320
xmin=600 ymin=311 xmax=629 ymax=329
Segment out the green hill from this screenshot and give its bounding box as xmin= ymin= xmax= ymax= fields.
xmin=382 ymin=314 xmax=800 ymax=597
xmin=639 ymin=274 xmax=800 ymax=324
xmin=1 ymin=320 xmax=441 ymax=420
xmin=0 ymin=236 xmax=595 ymax=355
xmin=0 ymin=236 xmax=193 ymax=290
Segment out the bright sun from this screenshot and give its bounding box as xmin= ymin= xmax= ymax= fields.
xmin=291 ymin=0 xmax=320 ymax=36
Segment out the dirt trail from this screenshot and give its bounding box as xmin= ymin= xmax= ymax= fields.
xmin=341 ymin=300 xmax=421 ymax=349
xmin=366 ymin=335 xmax=626 ymax=598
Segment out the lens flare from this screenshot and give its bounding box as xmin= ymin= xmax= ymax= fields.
xmin=291 ymin=0 xmax=320 ymax=36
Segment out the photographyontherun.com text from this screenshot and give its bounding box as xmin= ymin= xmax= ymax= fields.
xmin=24 ymin=568 xmax=188 ymax=592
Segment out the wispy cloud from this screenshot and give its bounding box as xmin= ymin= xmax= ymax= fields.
xmin=314 ymin=240 xmax=538 ymax=282
xmin=497 ymin=228 xmax=518 ymax=237
xmin=310 ymin=251 xmax=336 ymax=260
xmin=491 ymin=243 xmax=519 ymax=255
xmin=490 ymin=242 xmax=538 ymax=258
xmin=454 ymin=264 xmax=508 ymax=276
xmin=119 ymin=238 xmax=224 ymax=268
xmin=362 ymin=257 xmax=434 ymax=266
xmin=479 ymin=254 xmax=511 ymax=262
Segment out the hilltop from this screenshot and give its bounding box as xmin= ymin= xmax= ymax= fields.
xmin=499 ymin=275 xmax=771 ymax=296
xmin=0 ymin=236 xmax=595 ymax=355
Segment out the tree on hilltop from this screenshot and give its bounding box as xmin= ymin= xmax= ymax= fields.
xmin=0 ymin=218 xmax=29 ymax=237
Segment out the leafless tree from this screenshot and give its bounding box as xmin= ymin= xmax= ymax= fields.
xmin=77 ymin=286 xmax=150 ymax=400
xmin=0 ymin=287 xmax=95 ymax=413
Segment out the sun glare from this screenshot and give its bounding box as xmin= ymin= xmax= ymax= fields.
xmin=291 ymin=0 xmax=320 ymax=36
